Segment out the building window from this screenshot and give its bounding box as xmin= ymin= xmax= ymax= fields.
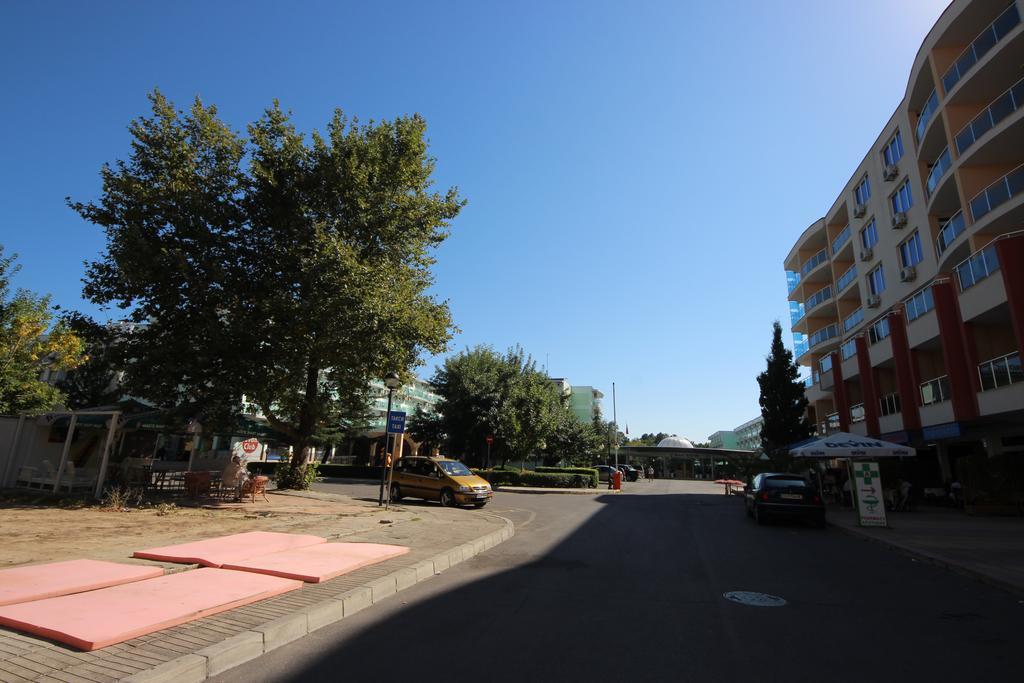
xmin=899 ymin=231 xmax=924 ymax=268
xmin=868 ymin=317 xmax=890 ymax=345
xmin=891 ymin=179 xmax=913 ymax=214
xmin=855 ymin=175 xmax=871 ymax=206
xmin=879 ymin=392 xmax=901 ymax=417
xmin=860 ymin=219 xmax=878 ymax=249
xmin=883 ymin=131 xmax=904 ymax=166
xmin=841 ymin=338 xmax=857 ymax=360
xmin=867 ymin=264 xmax=886 ymax=296
xmin=905 ymin=287 xmax=935 ymax=322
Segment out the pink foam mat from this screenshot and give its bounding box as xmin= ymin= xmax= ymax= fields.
xmin=222 ymin=542 xmax=410 ymax=583
xmin=0 ymin=560 xmax=164 ymax=607
xmin=132 ymin=531 xmax=327 ymax=567
xmin=0 ymin=568 xmax=302 ymax=650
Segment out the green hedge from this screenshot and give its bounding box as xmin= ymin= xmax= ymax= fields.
xmin=248 ymin=462 xmax=383 ymax=479
xmin=534 ymin=467 xmax=598 ymax=488
xmin=471 ymin=469 xmax=588 ymax=489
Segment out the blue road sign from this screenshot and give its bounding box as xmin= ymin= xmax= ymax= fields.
xmin=387 ymin=411 xmax=407 ymax=435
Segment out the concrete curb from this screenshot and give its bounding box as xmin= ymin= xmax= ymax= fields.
xmin=118 ymin=515 xmax=515 ymax=682
xmin=497 ymin=487 xmax=619 ymax=495
xmin=827 ymin=520 xmax=1024 ymax=599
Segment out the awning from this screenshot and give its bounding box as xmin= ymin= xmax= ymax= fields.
xmin=790 ymin=432 xmax=915 ymax=459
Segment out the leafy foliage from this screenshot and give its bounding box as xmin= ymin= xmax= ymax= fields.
xmin=70 ymin=91 xmax=463 ymax=487
xmin=757 ymin=321 xmax=811 ymax=469
xmin=55 ymin=313 xmax=122 ymax=409
xmin=0 ymin=247 xmax=85 ymax=413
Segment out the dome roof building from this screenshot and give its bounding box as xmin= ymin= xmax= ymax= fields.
xmin=657 ymin=436 xmax=694 ymax=449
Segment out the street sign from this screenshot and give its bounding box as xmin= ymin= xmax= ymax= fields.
xmin=486 ymin=435 xmax=493 ymax=445
xmin=241 ymin=438 xmax=260 ymax=454
xmin=387 ymin=411 xmax=407 ymax=435
xmin=853 ymin=461 xmax=887 ymax=527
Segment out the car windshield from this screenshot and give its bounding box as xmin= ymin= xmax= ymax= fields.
xmin=437 ymin=460 xmax=472 ymax=476
xmin=765 ymin=477 xmax=808 ymax=489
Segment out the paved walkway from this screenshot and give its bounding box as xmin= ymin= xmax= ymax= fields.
xmin=0 ymin=492 xmax=512 ymax=682
xmin=827 ymin=505 xmax=1024 ymax=596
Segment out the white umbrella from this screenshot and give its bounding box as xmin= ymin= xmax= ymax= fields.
xmin=790 ymin=432 xmax=915 ymax=459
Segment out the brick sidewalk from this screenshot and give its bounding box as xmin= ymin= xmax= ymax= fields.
xmin=827 ymin=505 xmax=1024 ymax=596
xmin=0 ymin=495 xmax=512 ymax=682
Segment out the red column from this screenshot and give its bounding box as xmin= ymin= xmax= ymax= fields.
xmin=995 ymin=234 xmax=1024 ymax=358
xmin=931 ymin=280 xmax=979 ymax=421
xmin=887 ymin=311 xmax=922 ymax=432
xmin=854 ymin=335 xmax=880 ymax=437
xmin=830 ymin=351 xmax=850 ymax=432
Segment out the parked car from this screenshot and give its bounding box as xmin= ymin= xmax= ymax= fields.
xmin=745 ymin=473 xmax=825 ymax=527
xmin=390 ymin=456 xmax=492 ymax=508
xmin=595 ymin=465 xmax=618 ymax=482
xmin=617 ymin=464 xmax=639 ymax=482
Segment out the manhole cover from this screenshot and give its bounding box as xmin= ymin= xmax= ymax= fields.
xmin=723 ymin=591 xmax=787 ymax=607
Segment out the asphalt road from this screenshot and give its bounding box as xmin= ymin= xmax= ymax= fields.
xmin=212 ymin=479 xmax=1023 ymax=683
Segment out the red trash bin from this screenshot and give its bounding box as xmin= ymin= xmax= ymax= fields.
xmin=612 ymin=469 xmax=622 ymax=490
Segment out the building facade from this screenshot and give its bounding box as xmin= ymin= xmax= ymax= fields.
xmin=367 ymin=376 xmax=441 ymax=431
xmin=708 ymin=415 xmax=763 ymax=451
xmin=568 ymin=385 xmax=604 ymax=424
xmin=708 ymin=430 xmax=739 ymax=449
xmin=784 ymin=0 xmax=1024 ymax=500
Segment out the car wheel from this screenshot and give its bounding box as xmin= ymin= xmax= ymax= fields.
xmin=473 ymin=502 xmax=487 ymax=509
xmin=440 ymin=488 xmax=456 ymax=507
xmin=390 ymin=483 xmax=402 ymax=502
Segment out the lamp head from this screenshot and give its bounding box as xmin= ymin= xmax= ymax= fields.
xmin=384 ymin=372 xmax=401 ymax=390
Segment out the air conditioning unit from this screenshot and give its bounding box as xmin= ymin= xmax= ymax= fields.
xmin=883 ymin=164 xmax=899 ymax=181
xmin=859 ymin=247 xmax=873 ymax=261
xmin=900 ymin=265 xmax=917 ymax=282
xmin=867 ymin=294 xmax=882 ymax=308
xmin=891 ymin=212 xmax=907 ymax=229
xmin=853 ymin=203 xmax=867 ymax=218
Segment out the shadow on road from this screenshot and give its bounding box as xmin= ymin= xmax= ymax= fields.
xmin=276 ymin=491 xmax=1021 ymax=683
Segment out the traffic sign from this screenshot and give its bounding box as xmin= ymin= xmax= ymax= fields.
xmin=486 ymin=435 xmax=494 ymax=445
xmin=387 ymin=411 xmax=407 ymax=435
xmin=241 ymin=438 xmax=260 ymax=454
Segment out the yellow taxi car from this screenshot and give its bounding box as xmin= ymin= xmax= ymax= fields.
xmin=390 ymin=456 xmax=493 ymax=508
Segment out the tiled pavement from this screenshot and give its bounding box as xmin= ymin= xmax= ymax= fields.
xmin=0 ymin=504 xmax=513 ymax=682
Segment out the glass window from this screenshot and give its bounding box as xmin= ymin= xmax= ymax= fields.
xmin=855 ymin=175 xmax=871 ymax=206
xmin=899 ymin=231 xmax=924 ymax=268
xmin=891 ymin=180 xmax=913 ymax=214
xmin=883 ymin=131 xmax=904 ymax=166
xmin=868 ymin=317 xmax=890 ymax=345
xmin=860 ymin=219 xmax=878 ymax=249
xmin=867 ymin=264 xmax=886 ymax=296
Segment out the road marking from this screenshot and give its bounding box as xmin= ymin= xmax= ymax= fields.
xmin=723 ymin=591 xmax=787 ymax=607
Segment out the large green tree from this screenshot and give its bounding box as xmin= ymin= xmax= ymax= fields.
xmin=55 ymin=312 xmax=122 ymax=409
xmin=757 ymin=321 xmax=812 ymax=469
xmin=70 ymin=91 xmax=462 ymax=485
xmin=0 ymin=247 xmax=85 ymax=413
xmin=542 ymin=412 xmax=603 ymax=466
xmin=408 ymin=345 xmax=562 ymax=467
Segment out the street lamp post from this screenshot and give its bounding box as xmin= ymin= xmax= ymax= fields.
xmin=378 ymin=372 xmax=401 ymax=506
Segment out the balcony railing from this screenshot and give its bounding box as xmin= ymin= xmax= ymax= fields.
xmin=954 ymin=76 xmax=1024 ymax=155
xmin=826 ymin=412 xmax=840 ymax=431
xmin=941 ymin=3 xmax=1021 ymax=94
xmin=925 ymin=147 xmax=952 ymax=198
xmin=935 ymin=212 xmax=966 ymax=258
xmin=843 ymin=307 xmax=864 ymax=333
xmin=920 ymin=375 xmax=951 ymax=406
xmin=805 ymin=285 xmax=833 ymax=311
xmin=809 ymin=324 xmax=839 ymax=348
xmin=787 ymin=270 xmax=801 ymax=294
xmin=978 ymin=351 xmax=1023 ymax=391
xmin=880 ymin=392 xmax=901 ymax=417
xmin=904 ymin=287 xmax=935 ymax=322
xmin=916 ymin=89 xmax=939 ymax=141
xmin=832 ymin=225 xmax=852 ymax=255
xmin=868 ymin=317 xmax=890 ymax=345
xmin=955 ymin=243 xmax=1000 ymax=291
xmin=850 ymin=403 xmax=865 ymax=423
xmin=800 ymin=248 xmax=829 ymax=276
xmin=968 ymin=162 xmax=1024 ymax=222
xmin=836 ymin=264 xmax=857 ymax=292
xmin=840 ymin=338 xmax=857 ymax=361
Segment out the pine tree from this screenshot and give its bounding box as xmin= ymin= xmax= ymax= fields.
xmin=757 ymin=321 xmax=811 ymax=469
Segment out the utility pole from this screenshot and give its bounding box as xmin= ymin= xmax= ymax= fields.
xmin=612 ymin=382 xmax=618 ymax=471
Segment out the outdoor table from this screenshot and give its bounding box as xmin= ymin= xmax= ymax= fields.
xmin=184 ymin=471 xmax=212 ymax=497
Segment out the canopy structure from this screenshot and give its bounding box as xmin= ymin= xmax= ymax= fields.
xmin=790 ymin=432 xmax=916 ymax=460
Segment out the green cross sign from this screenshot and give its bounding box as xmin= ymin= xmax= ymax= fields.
xmin=855 ymin=463 xmax=875 ymax=485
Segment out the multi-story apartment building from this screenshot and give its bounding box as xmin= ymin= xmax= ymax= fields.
xmin=367 ymin=376 xmax=441 ymax=431
xmin=708 ymin=430 xmax=739 ymax=450
xmin=784 ymin=0 xmax=1024 ymax=492
xmin=568 ymin=385 xmax=604 ymax=424
xmin=708 ymin=416 xmax=764 ymax=452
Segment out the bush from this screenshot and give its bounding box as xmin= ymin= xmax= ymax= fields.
xmin=472 ymin=469 xmax=520 ymax=486
xmin=249 ymin=462 xmax=384 ymax=480
xmin=535 ymin=466 xmax=598 ymax=488
xmin=471 ymin=469 xmax=584 ymax=488
xmin=273 ymin=461 xmax=320 ymax=490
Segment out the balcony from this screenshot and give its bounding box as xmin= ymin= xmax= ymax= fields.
xmin=941 ymin=3 xmax=1021 ymax=96
xmin=925 ymin=148 xmax=952 ymax=200
xmin=935 ymin=212 xmax=966 ymax=260
xmin=880 ymin=392 xmax=901 ymax=417
xmin=954 ymin=77 xmax=1024 ymax=155
xmin=904 ymin=287 xmax=935 ymax=322
xmin=968 ymin=163 xmax=1024 ymax=232
xmin=831 ymin=225 xmax=852 ymax=255
xmin=978 ymin=351 xmax=1023 ymax=392
xmin=920 ymin=375 xmax=951 ymax=406
xmin=955 ymin=242 xmax=1000 ymax=291
xmin=843 ymin=307 xmax=864 ymax=334
xmin=809 ymin=323 xmax=839 ymax=351
xmin=800 ymin=248 xmax=831 ymax=285
xmin=915 ymin=89 xmax=940 ymax=143
xmin=836 ymin=264 xmax=858 ymax=295
xmin=805 ymin=285 xmax=833 ymax=313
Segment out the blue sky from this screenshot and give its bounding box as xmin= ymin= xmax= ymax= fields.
xmin=1 ymin=0 xmax=948 ymax=440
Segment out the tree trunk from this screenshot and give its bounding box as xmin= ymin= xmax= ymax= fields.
xmin=284 ymin=360 xmax=320 ymax=486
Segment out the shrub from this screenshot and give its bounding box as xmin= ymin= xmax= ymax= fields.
xmin=249 ymin=462 xmax=384 ymax=480
xmin=472 ymin=469 xmax=520 ymax=487
xmin=471 ymin=469 xmax=583 ymax=488
xmin=273 ymin=461 xmax=321 ymax=490
xmin=535 ymin=466 xmax=598 ymax=488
